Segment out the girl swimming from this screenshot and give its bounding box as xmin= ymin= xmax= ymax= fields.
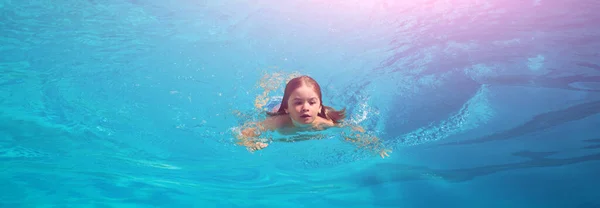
xmin=235 ymin=75 xmax=391 ymax=158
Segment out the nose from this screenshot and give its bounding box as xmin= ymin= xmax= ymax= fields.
xmin=301 ymin=103 xmax=309 ymax=112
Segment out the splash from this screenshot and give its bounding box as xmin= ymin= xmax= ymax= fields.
xmin=464 ymin=63 xmax=497 ymax=82
xmin=346 ymin=93 xmax=381 ymax=133
xmin=253 ymin=70 xmax=301 ymax=111
xmin=394 ymin=84 xmax=495 ymax=147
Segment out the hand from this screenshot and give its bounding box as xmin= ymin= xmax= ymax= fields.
xmin=241 ymin=128 xmax=260 ymax=137
xmin=379 ymin=149 xmax=392 ymax=158
xmin=235 ymin=130 xmax=268 ymax=152
xmin=351 ymin=125 xmax=365 ymax=133
xmin=248 ymin=142 xmax=268 ymax=152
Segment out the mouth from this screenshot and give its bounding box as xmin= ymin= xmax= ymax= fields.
xmin=300 ymin=114 xmax=311 ymax=118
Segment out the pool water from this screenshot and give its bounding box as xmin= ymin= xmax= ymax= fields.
xmin=1 ymin=0 xmax=599 ymax=207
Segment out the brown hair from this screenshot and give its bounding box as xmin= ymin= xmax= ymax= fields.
xmin=266 ymin=75 xmax=346 ymax=123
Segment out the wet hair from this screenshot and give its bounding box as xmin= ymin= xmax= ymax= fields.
xmin=267 ymin=75 xmax=346 ymax=123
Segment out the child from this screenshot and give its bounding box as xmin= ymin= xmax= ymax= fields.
xmin=235 ymin=75 xmax=391 ymax=158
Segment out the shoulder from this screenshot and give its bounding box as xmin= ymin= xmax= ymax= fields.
xmin=259 ymin=114 xmax=291 ymax=131
xmin=315 ymin=116 xmax=336 ymax=128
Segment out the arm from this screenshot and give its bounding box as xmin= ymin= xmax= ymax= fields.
xmin=339 ymin=124 xmax=392 ymax=158
xmin=235 ymin=121 xmax=267 ymax=151
xmin=235 ymin=116 xmax=281 ymax=151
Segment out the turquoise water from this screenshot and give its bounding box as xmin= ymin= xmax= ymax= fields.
xmin=1 ymin=0 xmax=600 ymax=207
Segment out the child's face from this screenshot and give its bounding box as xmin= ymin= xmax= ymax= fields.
xmin=286 ymin=84 xmax=322 ymax=125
